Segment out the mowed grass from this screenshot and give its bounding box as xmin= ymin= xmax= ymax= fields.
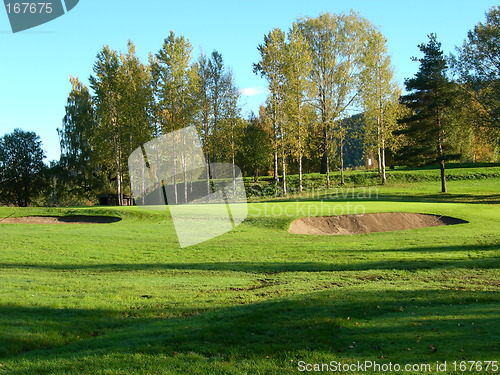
xmin=0 ymin=178 xmax=498 ymax=374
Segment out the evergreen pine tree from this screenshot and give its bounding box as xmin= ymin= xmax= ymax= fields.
xmin=398 ymin=34 xmax=457 ymax=193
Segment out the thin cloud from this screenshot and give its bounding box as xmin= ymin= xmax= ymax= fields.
xmin=239 ymin=87 xmax=265 ymax=96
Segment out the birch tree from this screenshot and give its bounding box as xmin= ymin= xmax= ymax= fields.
xmin=360 ymin=29 xmax=400 ymax=184
xmin=152 ymin=31 xmax=199 ymax=203
xmin=196 ymin=52 xmax=213 ymax=193
xmin=197 ymin=50 xmax=241 ymax=193
xmin=119 ymin=41 xmax=155 ymax=164
xmin=89 ymin=46 xmax=124 ymax=204
xmin=283 ymin=24 xmax=313 ymax=193
xmin=297 ymin=12 xmax=372 ymax=187
xmin=254 ymin=28 xmax=288 ymax=194
xmin=58 ymin=76 xmax=96 ymax=198
xmin=89 ymin=43 xmax=153 ymax=204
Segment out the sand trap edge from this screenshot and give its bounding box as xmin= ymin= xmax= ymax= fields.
xmin=288 ymin=212 xmax=468 ymax=235
xmin=0 ymin=215 xmax=122 ymax=224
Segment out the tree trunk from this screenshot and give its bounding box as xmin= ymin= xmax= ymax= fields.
xmin=117 ymin=169 xmax=122 ymax=206
xmin=437 ymin=108 xmax=447 ymax=193
xmin=323 ymin=116 xmax=331 ymax=189
xmin=115 ymin=150 xmax=122 ymax=206
xmin=319 ymin=92 xmax=329 ymax=177
xmin=440 ymin=159 xmax=447 ymax=193
xmin=326 ymin=153 xmax=330 ymax=189
xmin=339 ymin=136 xmax=345 ymax=186
xmin=438 ymin=138 xmax=447 ymax=193
xmin=189 ymin=142 xmax=195 ymax=197
xmin=381 ymin=141 xmax=387 ymax=185
xmin=376 ymin=116 xmax=382 ymax=177
xmin=272 ymin=95 xmax=280 ymax=184
xmin=231 ymin=125 xmax=236 ymax=196
xmin=380 ymin=115 xmax=387 ymax=185
xmin=182 ymin=134 xmax=188 ymax=204
xmin=299 ymin=154 xmax=303 ymax=193
xmin=377 ymin=146 xmax=382 ymax=177
xmin=205 ymin=156 xmax=211 ymax=196
xmin=279 ymin=115 xmax=287 ymax=195
xmin=172 ymin=135 xmax=178 ymax=204
xmin=282 ymin=152 xmax=287 ymax=196
xmin=274 ymin=149 xmax=279 ymax=183
xmin=204 ymin=118 xmax=212 ymax=196
xmin=113 ymin=117 xmax=123 ymax=206
xmin=298 ymin=114 xmax=303 ymax=193
xmin=141 ymin=158 xmax=146 ymax=205
xmin=379 ymin=102 xmax=387 ymax=185
xmin=320 ymin=124 xmax=328 ymax=175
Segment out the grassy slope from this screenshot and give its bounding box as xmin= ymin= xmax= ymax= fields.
xmin=245 ymin=165 xmax=500 ymax=197
xmin=0 ymin=176 xmax=498 ymax=374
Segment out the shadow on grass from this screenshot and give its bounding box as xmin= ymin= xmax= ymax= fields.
xmin=0 ymin=243 xmax=498 ymax=273
xmin=1 ymin=289 xmax=498 ymax=373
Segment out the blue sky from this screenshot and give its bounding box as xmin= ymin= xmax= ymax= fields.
xmin=0 ymin=0 xmax=497 ymax=162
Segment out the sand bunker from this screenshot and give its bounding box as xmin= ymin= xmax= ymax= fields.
xmin=0 ymin=215 xmax=121 ymax=224
xmin=289 ymin=212 xmax=467 ymax=235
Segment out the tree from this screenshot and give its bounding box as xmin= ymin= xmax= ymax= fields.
xmin=297 ymin=12 xmax=374 ymax=187
xmin=152 ymin=31 xmax=199 ymax=204
xmin=197 ymin=50 xmax=241 ymax=190
xmin=254 ymin=28 xmax=287 ymax=193
xmin=58 ymin=76 xmax=97 ymax=200
xmin=360 ymin=28 xmax=401 ymax=184
xmin=68 ymin=41 xmax=153 ymax=206
xmin=196 ymin=52 xmax=213 ymax=193
xmin=398 ymin=34 xmax=457 ymax=193
xmin=452 ymin=6 xmax=500 ymax=128
xmin=447 ymin=85 xmax=500 ymax=162
xmin=283 ymin=24 xmax=314 ymax=192
xmin=238 ymin=110 xmax=273 ymax=182
xmin=89 ymin=45 xmax=125 ymax=204
xmin=0 ymin=129 xmax=47 ymax=206
xmin=207 ymin=51 xmax=240 ymax=164
xmin=118 ymin=41 xmax=155 ymax=193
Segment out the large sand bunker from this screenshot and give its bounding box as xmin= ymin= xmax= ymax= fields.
xmin=0 ymin=215 xmax=121 ymax=224
xmin=289 ymin=212 xmax=467 ymax=235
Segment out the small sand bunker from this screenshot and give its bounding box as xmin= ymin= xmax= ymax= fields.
xmin=289 ymin=212 xmax=467 ymax=235
xmin=0 ymin=215 xmax=121 ymax=224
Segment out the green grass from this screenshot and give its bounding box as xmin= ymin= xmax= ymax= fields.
xmin=0 ymin=176 xmax=499 ymax=374
xmin=245 ymin=164 xmax=500 ymax=197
